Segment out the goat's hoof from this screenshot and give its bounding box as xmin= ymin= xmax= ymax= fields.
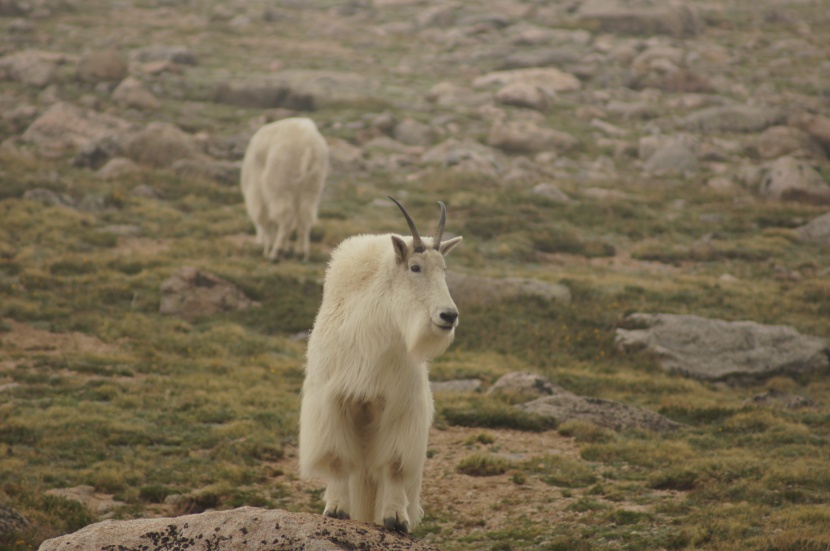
xmin=383 ymin=516 xmax=409 ymax=534
xmin=324 ymin=508 xmax=350 ymax=520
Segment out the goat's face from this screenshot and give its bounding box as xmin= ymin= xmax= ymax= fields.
xmin=387 ymin=198 xmax=463 ymax=360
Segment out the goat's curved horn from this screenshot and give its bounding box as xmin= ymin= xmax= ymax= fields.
xmin=434 ymin=201 xmax=446 ymax=250
xmin=388 ymin=196 xmax=425 ymax=252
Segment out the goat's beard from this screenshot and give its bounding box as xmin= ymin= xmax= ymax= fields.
xmin=403 ymin=319 xmax=455 ymax=364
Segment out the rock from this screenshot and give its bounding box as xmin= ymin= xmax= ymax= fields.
xmin=0 ymin=49 xmax=72 ymax=87
xmin=522 ymin=392 xmax=683 ymax=432
xmin=130 ymin=45 xmax=198 ymax=65
xmin=0 ymin=0 xmax=28 ymax=16
xmin=531 ymin=183 xmax=573 ymax=203
xmin=214 ymin=70 xmax=381 ymax=110
xmin=417 ymin=3 xmax=459 ymax=28
xmin=393 ymin=117 xmax=436 ymax=146
xmin=495 ymin=81 xmax=555 ymax=111
xmin=112 ymin=76 xmax=161 ymax=110
xmin=615 ymin=313 xmax=830 ymax=383
xmin=0 ymin=501 xmax=29 ymax=538
xmin=796 ymin=212 xmax=830 ymax=246
xmin=76 ymin=50 xmax=128 ymax=83
xmin=681 ymin=105 xmax=786 ymax=134
xmin=488 ymin=118 xmax=579 ymax=154
xmin=425 ymin=81 xmax=490 ymax=108
xmin=750 ymin=390 xmax=815 ymax=409
xmin=756 ymin=126 xmax=826 ymax=160
xmin=172 ymin=159 xmax=241 ymax=185
xmin=605 ymin=100 xmax=657 ymax=120
xmin=422 ymin=138 xmax=506 ymax=179
xmin=643 ymin=139 xmax=699 ymax=176
xmin=2 ymin=103 xmax=37 ymax=132
xmin=71 ymin=133 xmax=128 ymax=169
xmin=498 ymin=48 xmax=582 ymax=70
xmin=649 ymin=68 xmax=713 ymax=93
xmin=447 ymin=271 xmax=571 ymax=308
xmin=21 ymin=102 xmax=132 ymax=155
xmin=758 ymin=156 xmax=830 ymax=204
xmin=22 ymin=188 xmax=76 ymax=207
xmin=96 ymin=157 xmax=141 ymax=181
xmin=159 ymin=267 xmax=259 ymax=319
xmin=38 ymin=507 xmax=439 ymax=551
xmin=45 ymin=485 xmax=126 ymax=517
xmin=124 ymin=122 xmax=208 ymax=168
xmin=473 ymin=67 xmax=582 ymax=93
xmin=486 ymin=372 xmax=555 ymax=403
xmin=430 ymin=379 xmax=482 ymax=394
xmin=327 ymin=137 xmax=366 ymax=172
xmin=575 ymin=0 xmax=702 ymax=38
xmin=788 ymin=113 xmax=830 ymax=156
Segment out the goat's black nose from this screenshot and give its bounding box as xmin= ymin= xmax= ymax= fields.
xmin=440 ymin=311 xmax=459 ymax=325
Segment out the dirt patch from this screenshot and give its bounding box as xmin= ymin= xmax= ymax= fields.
xmin=0 ymin=318 xmax=120 ymax=356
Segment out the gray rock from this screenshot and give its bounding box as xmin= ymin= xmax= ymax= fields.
xmin=615 ymin=313 xmax=830 ymax=383
xmin=643 ymin=139 xmax=699 ymax=176
xmin=495 ymin=81 xmax=555 ymax=111
xmin=750 ymin=390 xmax=814 ymax=410
xmin=425 ymin=81 xmax=490 ymax=108
xmin=124 ymin=122 xmax=208 ymax=168
xmin=681 ymin=105 xmax=786 ymax=134
xmin=486 ymin=372 xmax=555 ymax=402
xmin=488 ymin=118 xmax=579 ymax=154
xmin=159 ymin=267 xmax=259 ymax=319
xmin=0 ymin=501 xmax=29 ymax=538
xmin=0 ymin=49 xmax=72 ymax=88
xmin=447 ymin=271 xmax=571 ymax=308
xmin=789 ymin=113 xmax=830 ymax=156
xmin=498 ymin=48 xmax=582 ymax=70
xmin=71 ymin=133 xmax=128 ymax=169
xmin=393 ymin=117 xmax=436 ymax=146
xmin=532 ymin=183 xmax=573 ymax=203
xmin=605 ymin=100 xmax=657 ymax=120
xmin=576 ymin=0 xmax=702 ymax=38
xmin=430 ymin=379 xmax=482 ymax=394
xmin=130 ymin=45 xmax=197 ymax=65
xmin=76 ymin=50 xmax=128 ymax=83
xmin=522 ymin=392 xmax=683 ymax=432
xmin=796 ymin=212 xmax=830 ymax=246
xmin=112 ymin=76 xmax=161 ymax=110
xmin=758 ymin=156 xmax=830 ymax=204
xmin=96 ymin=158 xmax=141 ymax=181
xmin=473 ymin=67 xmax=582 ymax=93
xmin=327 ymin=137 xmax=366 ymax=172
xmin=422 ymin=138 xmax=506 ymax=179
xmin=756 ymin=126 xmax=826 ymax=160
xmin=38 ymin=507 xmax=440 ymax=551
xmin=22 ymin=102 xmax=132 ymax=155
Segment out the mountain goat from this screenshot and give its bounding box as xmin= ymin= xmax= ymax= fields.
xmin=240 ymin=117 xmax=328 ymax=262
xmin=299 ymin=197 xmax=463 ymax=533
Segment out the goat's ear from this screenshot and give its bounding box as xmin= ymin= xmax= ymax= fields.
xmin=391 ymin=235 xmax=409 ymax=263
xmin=439 ymin=236 xmax=463 ymax=257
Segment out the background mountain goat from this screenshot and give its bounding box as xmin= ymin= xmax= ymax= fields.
xmin=240 ymin=117 xmax=328 ymax=262
xmin=299 ymin=197 xmax=463 ymax=533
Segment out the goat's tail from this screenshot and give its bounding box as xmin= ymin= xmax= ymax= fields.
xmin=349 ymin=468 xmax=378 ymax=523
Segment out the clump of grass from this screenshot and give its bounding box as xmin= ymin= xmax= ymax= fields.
xmin=648 ymin=468 xmax=699 ymax=491
xmin=557 ymin=419 xmax=614 ymax=443
xmin=457 ymin=453 xmax=511 ymax=477
xmin=524 ymin=454 xmax=597 ymax=488
xmin=465 ymin=432 xmax=495 ymax=446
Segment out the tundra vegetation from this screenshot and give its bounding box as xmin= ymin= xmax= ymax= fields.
xmin=1 ymin=0 xmax=829 ymax=550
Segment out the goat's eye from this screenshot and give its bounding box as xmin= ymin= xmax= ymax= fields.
xmin=410 ymin=264 xmax=421 ymax=273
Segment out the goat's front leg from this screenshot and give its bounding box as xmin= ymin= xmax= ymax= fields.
xmin=323 ymin=476 xmax=351 ymax=520
xmin=380 ymin=459 xmax=411 ymax=533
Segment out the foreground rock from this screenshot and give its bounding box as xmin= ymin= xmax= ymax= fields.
xmin=615 ymin=313 xmax=830 ymax=383
xmin=38 ymin=507 xmax=440 ymax=551
xmin=491 ymin=372 xmax=682 ymax=432
xmin=159 ymin=267 xmax=259 ymax=319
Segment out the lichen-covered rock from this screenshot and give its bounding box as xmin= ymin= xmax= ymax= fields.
xmin=615 ymin=313 xmax=830 ymax=383
xmin=159 ymin=267 xmax=259 ymax=319
xmin=37 ymin=507 xmax=440 ymax=551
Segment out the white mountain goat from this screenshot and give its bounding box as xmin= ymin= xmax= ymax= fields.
xmin=299 ymin=197 xmax=463 ymax=533
xmin=240 ymin=117 xmax=329 ymax=262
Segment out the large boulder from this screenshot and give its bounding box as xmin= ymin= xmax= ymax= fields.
xmin=21 ymin=102 xmax=132 ymax=154
xmin=615 ymin=313 xmax=830 ymax=383
xmin=681 ymin=105 xmax=786 ymax=134
xmin=796 ymin=212 xmax=830 ymax=247
xmin=124 ymin=122 xmax=208 ymax=168
xmin=447 ymin=271 xmax=571 ymax=308
xmin=159 ymin=267 xmax=259 ymax=319
xmin=575 ymin=0 xmax=702 ymax=37
xmin=38 ymin=507 xmax=439 ymax=551
xmin=758 ymin=156 xmax=830 ymax=204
